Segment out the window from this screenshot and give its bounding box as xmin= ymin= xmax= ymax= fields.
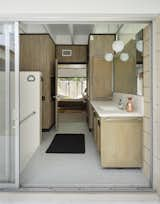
xmin=58 ymin=77 xmax=86 ymax=99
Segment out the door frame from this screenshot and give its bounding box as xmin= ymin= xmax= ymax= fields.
xmin=0 ymin=22 xmax=19 ymax=189
xmin=0 ymin=14 xmax=157 ymax=191
xmin=55 ymin=58 xmax=58 ymax=130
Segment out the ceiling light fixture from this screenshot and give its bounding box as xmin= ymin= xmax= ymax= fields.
xmin=112 ymin=38 xmax=124 ymax=53
xmin=104 ymin=24 xmax=129 ymax=63
xmin=104 ymin=53 xmax=113 ymax=62
xmin=112 ymin=25 xmax=124 ymax=53
xmin=136 ymin=40 xmax=143 ymax=53
xmin=120 ymin=53 xmax=129 ymax=62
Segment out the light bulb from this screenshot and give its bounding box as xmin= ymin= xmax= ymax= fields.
xmin=104 ymin=53 xmax=113 ymax=62
xmin=136 ymin=40 xmax=143 ymax=52
xmin=112 ymin=40 xmax=124 ymax=53
xmin=120 ymin=53 xmax=129 ymax=62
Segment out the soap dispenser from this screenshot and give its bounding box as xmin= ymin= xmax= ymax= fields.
xmin=126 ymin=97 xmax=134 ymax=112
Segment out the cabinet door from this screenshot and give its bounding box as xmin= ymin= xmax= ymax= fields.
xmin=101 ymin=118 xmax=142 ymax=168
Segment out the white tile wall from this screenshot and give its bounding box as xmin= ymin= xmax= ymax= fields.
xmin=143 ymin=25 xmax=152 ymax=182
xmin=153 ymin=16 xmax=160 ymax=194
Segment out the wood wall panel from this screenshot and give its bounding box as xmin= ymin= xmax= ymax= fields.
xmin=92 ymin=57 xmax=112 ymax=99
xmin=88 ymin=35 xmax=115 ymax=100
xmin=20 ymin=34 xmax=56 ymax=130
xmin=56 ymin=45 xmax=88 ymax=63
xmin=42 ymin=100 xmax=55 ymax=129
xmin=89 ymin=35 xmax=115 ymax=58
xmin=114 ymin=39 xmax=137 ymax=94
xmin=88 ymin=34 xmax=115 ymax=129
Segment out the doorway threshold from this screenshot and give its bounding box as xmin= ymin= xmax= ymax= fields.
xmin=3 ymin=185 xmax=152 ymax=193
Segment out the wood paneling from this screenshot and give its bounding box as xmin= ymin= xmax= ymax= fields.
xmin=101 ymin=117 xmax=142 ymax=168
xmin=56 ymin=45 xmax=88 ymax=63
xmin=20 ymin=34 xmax=56 ymax=129
xmin=88 ymin=35 xmax=115 ymax=99
xmin=89 ymin=35 xmax=115 ymax=58
xmin=42 ymin=100 xmax=55 ymax=130
xmin=114 ymin=40 xmax=137 ymax=94
xmin=92 ymin=57 xmax=112 ymax=99
xmin=88 ymin=34 xmax=115 ymax=129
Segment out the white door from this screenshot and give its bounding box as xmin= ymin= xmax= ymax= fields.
xmin=0 ymin=22 xmax=19 ymax=188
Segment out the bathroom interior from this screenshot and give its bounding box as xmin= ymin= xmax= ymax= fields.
xmin=1 ymin=21 xmax=152 ymax=189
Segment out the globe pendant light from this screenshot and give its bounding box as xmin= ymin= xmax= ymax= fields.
xmin=112 ymin=35 xmax=124 ymax=53
xmin=120 ymin=53 xmax=129 ymax=62
xmin=104 ymin=53 xmax=113 ymax=62
xmin=136 ymin=40 xmax=143 ymax=52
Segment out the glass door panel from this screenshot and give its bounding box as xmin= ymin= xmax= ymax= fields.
xmin=0 ymin=22 xmax=19 ymax=187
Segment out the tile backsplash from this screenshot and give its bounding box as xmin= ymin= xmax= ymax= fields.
xmin=113 ymin=92 xmax=144 ymax=114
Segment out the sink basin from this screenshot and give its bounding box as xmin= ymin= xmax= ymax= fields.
xmin=99 ymin=106 xmax=120 ymax=112
xmin=100 ymin=106 xmax=119 ymax=111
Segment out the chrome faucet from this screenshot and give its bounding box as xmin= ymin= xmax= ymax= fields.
xmin=118 ymin=97 xmax=124 ymax=109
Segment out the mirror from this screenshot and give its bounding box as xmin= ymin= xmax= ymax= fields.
xmin=113 ymin=28 xmax=144 ymax=95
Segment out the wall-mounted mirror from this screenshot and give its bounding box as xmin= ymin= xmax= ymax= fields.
xmin=113 ymin=24 xmax=146 ymax=95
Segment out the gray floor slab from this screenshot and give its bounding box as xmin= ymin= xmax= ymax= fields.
xmin=20 ymin=112 xmax=150 ymax=188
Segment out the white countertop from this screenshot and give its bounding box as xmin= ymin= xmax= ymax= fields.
xmin=90 ymin=100 xmax=144 ymax=118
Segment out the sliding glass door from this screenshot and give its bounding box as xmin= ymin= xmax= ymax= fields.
xmin=0 ymin=22 xmax=19 ymax=188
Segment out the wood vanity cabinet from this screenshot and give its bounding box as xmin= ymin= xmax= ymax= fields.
xmin=100 ymin=117 xmax=142 ymax=168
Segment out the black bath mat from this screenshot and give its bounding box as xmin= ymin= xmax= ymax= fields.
xmin=46 ymin=134 xmax=85 ymax=153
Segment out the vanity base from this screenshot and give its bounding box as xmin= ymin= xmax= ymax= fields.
xmin=101 ymin=117 xmax=142 ymax=168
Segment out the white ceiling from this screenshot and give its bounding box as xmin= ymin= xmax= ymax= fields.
xmin=20 ymin=23 xmax=147 ymax=45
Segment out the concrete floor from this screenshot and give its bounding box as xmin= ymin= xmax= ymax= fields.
xmin=20 ymin=111 xmax=150 ymax=189
xmin=0 ymin=192 xmax=160 ymax=204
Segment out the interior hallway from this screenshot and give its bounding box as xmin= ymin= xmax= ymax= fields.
xmin=20 ymin=111 xmax=150 ymax=189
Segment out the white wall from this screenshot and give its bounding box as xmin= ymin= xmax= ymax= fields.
xmin=0 ymin=0 xmax=160 ymax=16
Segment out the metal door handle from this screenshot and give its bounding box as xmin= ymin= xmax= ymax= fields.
xmin=20 ymin=111 xmax=36 ymax=124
